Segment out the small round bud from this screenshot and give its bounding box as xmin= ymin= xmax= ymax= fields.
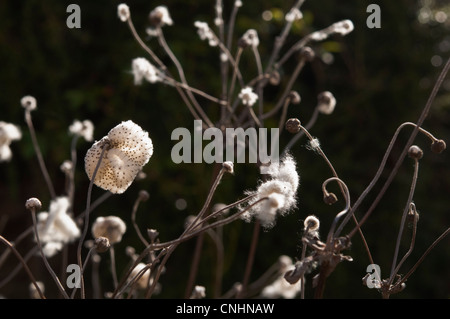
xmin=300 ymin=47 xmax=315 ymax=62
xmin=285 ymin=118 xmax=301 ymax=134
xmin=304 ymin=215 xmax=320 ymax=231
xmin=269 ymin=70 xmax=281 ymax=85
xmin=94 ymin=237 xmax=111 ymax=253
xmin=25 ymin=198 xmax=42 ymax=211
xmin=223 ymin=161 xmax=234 ymax=174
xmin=139 ymin=190 xmax=150 ymax=201
xmin=117 ymin=4 xmax=130 ymax=22
xmin=431 ymin=139 xmax=446 ymax=154
xmin=149 ymin=6 xmax=173 ymax=27
xmin=408 ymin=145 xmax=423 ymax=160
xmin=323 ymin=192 xmax=338 ymax=205
xmin=288 ymin=91 xmax=301 ymax=104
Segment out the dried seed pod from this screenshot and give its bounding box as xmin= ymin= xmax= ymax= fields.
xmin=25 ymin=197 xmax=42 ymax=211
xmin=300 ymin=47 xmax=315 ymax=62
xmin=323 ymin=192 xmax=338 ymax=205
xmin=288 ymin=91 xmax=301 ymax=104
xmin=408 ymin=145 xmax=423 ymax=160
xmin=431 ymin=139 xmax=446 ymax=154
xmin=94 ymin=236 xmax=111 ymax=253
xmin=285 ymin=118 xmax=301 ymax=134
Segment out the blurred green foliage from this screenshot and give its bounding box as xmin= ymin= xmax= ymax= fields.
xmin=0 ymin=0 xmax=449 ymax=298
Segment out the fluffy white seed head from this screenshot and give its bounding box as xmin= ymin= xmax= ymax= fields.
xmin=69 ymin=119 xmax=94 ymax=142
xmin=242 ymin=155 xmax=299 ymax=228
xmin=240 ymin=29 xmax=259 ymax=48
xmin=20 ymin=95 xmax=37 ymax=111
xmin=0 ymin=121 xmax=22 ymax=162
xmin=194 ymin=21 xmax=218 ymax=47
xmin=238 ymin=87 xmax=258 ymax=107
xmin=149 ymin=6 xmax=173 ymax=27
xmin=131 ymin=57 xmax=161 ymax=85
xmin=84 ymin=120 xmax=153 ymax=194
xmin=36 ymin=197 xmax=80 ymax=257
xmin=304 ymin=215 xmax=320 ymax=231
xmin=117 ymin=4 xmax=130 ymax=22
xmin=91 ymin=216 xmax=127 ymax=244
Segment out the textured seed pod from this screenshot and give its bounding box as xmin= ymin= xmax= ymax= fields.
xmin=25 ymin=197 xmax=42 ymax=211
xmin=431 ymin=139 xmax=446 ymax=154
xmin=85 ymin=120 xmax=153 ymax=194
xmin=285 ymin=118 xmax=301 ymax=134
xmin=323 ymin=192 xmax=338 ymax=205
xmin=408 ymin=145 xmax=423 ymax=160
xmin=94 ymin=236 xmax=111 ymax=253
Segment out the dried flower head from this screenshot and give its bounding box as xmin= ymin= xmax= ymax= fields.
xmin=317 ymin=91 xmax=336 ymax=115
xmin=91 ymin=216 xmax=127 ymax=244
xmin=304 ymin=215 xmax=320 ymax=231
xmin=131 ymin=57 xmax=161 ymax=85
xmin=60 ymin=160 xmax=73 ymax=175
xmin=117 ymin=4 xmax=130 ymax=22
xmin=239 ymin=29 xmax=259 ymax=48
xmin=261 ymin=260 xmax=301 ymax=299
xmin=331 ymin=19 xmax=354 ymax=36
xmin=84 ymin=120 xmax=153 ymax=194
xmin=69 ymin=119 xmax=94 ymax=142
xmin=149 ymin=6 xmax=173 ymax=27
xmin=20 ymin=95 xmax=37 ymax=111
xmin=285 ymin=7 xmax=303 ymax=22
xmin=242 ymin=155 xmax=299 ymax=228
xmin=36 ymin=197 xmax=80 ymax=257
xmin=194 ymin=21 xmax=218 ymax=47
xmin=0 ymin=121 xmax=22 ymax=162
xmin=238 ymin=87 xmax=258 ymax=107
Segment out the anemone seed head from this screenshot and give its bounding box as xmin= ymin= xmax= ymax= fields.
xmin=85 ymin=120 xmax=153 ymax=194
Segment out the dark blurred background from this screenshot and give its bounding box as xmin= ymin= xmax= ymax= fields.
xmin=0 ymin=0 xmax=449 ymax=299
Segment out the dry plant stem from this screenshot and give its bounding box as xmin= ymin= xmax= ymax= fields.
xmin=205 ymin=228 xmax=224 ymax=298
xmin=0 ymin=235 xmax=45 ymax=299
xmin=0 ymin=226 xmax=33 ymax=270
xmin=323 ymin=177 xmax=351 ymax=247
xmin=113 ymin=194 xmax=260 ymax=298
xmin=388 ymin=159 xmax=420 ymax=284
xmin=252 ymin=45 xmax=264 ymax=120
xmin=30 ymin=208 xmax=69 ymax=299
xmin=68 ymin=135 xmax=79 ymax=208
xmin=163 ymin=77 xmax=226 ymax=106
xmin=157 ymin=27 xmax=214 ymax=128
xmin=352 ymin=58 xmax=450 ymax=236
xmin=398 ymin=226 xmax=450 ymax=287
xmin=238 ymin=220 xmax=260 ymax=298
xmin=126 ymin=16 xmax=203 ymax=125
xmin=24 ymin=110 xmax=56 ymax=199
xmin=389 ymin=203 xmax=418 ymax=288
xmin=131 ymin=197 xmax=149 ymax=247
xmin=91 ymin=253 xmax=101 ymax=299
xmin=266 ymin=0 xmax=305 ymax=73
xmin=110 ymin=246 xmax=119 ymax=289
xmin=0 ymin=245 xmax=38 ymax=289
xmin=71 ymin=246 xmax=95 ymax=299
xmin=278 ymin=97 xmax=292 ymax=133
xmin=344 ymin=122 xmax=440 ymax=238
xmin=184 ymin=232 xmax=205 ymax=298
xmin=76 ymin=144 xmax=108 ymax=299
